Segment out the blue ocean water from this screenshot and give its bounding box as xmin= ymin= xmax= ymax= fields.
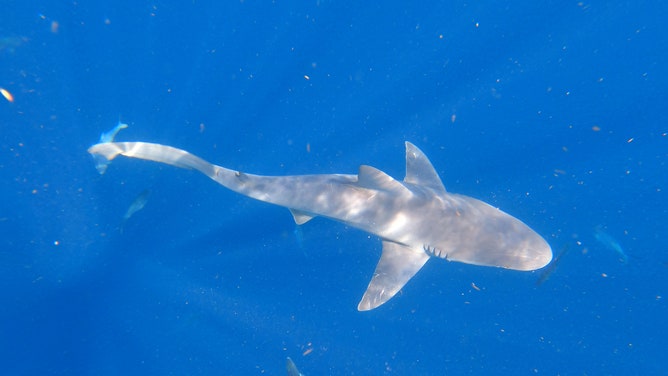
xmin=1 ymin=1 xmax=666 ymax=374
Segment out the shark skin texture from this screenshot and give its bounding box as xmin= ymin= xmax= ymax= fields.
xmin=89 ymin=141 xmax=552 ymax=311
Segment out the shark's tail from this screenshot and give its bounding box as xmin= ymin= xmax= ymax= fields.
xmin=88 ymin=142 xmax=217 ymax=177
xmin=88 ymin=141 xmax=261 ymax=203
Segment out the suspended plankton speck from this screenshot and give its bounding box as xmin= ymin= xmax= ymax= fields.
xmin=0 ymin=88 xmax=14 ymax=102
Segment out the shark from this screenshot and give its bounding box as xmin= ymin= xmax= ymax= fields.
xmin=88 ymin=141 xmax=552 ymax=311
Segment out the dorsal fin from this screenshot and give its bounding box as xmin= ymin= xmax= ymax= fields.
xmin=404 ymin=142 xmax=446 ymax=192
xmin=357 ymin=165 xmax=406 ymax=192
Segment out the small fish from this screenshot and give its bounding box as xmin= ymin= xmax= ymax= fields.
xmin=93 ymin=121 xmax=129 ymax=174
xmin=594 ymin=226 xmax=628 ymax=263
xmin=0 ymin=35 xmax=28 ymax=53
xmin=120 ymin=189 xmax=151 ymax=233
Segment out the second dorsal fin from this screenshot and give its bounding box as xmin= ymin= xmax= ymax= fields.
xmin=357 ymin=165 xmax=406 ymax=192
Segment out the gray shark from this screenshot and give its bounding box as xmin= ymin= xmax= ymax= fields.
xmin=88 ymin=141 xmax=552 ymax=310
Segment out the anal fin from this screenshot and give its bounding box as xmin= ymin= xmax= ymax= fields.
xmin=289 ymin=208 xmax=316 ymax=225
xmin=358 ymin=241 xmax=430 ymax=311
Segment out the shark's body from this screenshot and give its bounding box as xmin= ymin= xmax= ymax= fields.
xmin=89 ymin=141 xmax=552 ymax=310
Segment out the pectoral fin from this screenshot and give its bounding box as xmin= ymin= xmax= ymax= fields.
xmin=358 ymin=241 xmax=430 ymax=311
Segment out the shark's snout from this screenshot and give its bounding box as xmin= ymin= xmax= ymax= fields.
xmin=514 ymin=231 xmax=552 ymax=271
